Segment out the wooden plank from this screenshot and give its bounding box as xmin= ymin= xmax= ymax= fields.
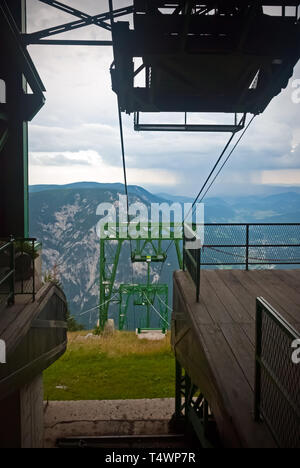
xmin=197 ymin=323 xmax=276 ymax=448
xmin=204 ymin=270 xmax=253 ymax=324
xmin=173 ymin=271 xmax=277 ymax=448
xmin=214 ymin=270 xmax=256 ymax=320
xmin=0 ymin=341 xmax=67 ymax=402
xmin=229 ymin=270 xmax=297 ymax=326
xmin=220 ymin=323 xmax=255 ymax=391
xmin=173 ymin=272 xmax=242 ymax=447
xmin=173 ymin=269 xmax=299 ymax=448
xmin=273 ymin=270 xmax=300 ymax=294
xmin=0 ymin=304 xmax=27 ymax=337
xmin=199 ymin=274 xmax=234 ymax=324
xmin=246 ymin=270 xmax=300 ymax=324
xmin=3 ymin=283 xmax=58 ymax=353
xmin=241 ymin=323 xmax=256 ymax=346
xmin=253 ymin=270 xmax=300 ymax=308
xmin=175 ymin=271 xmax=213 ymax=325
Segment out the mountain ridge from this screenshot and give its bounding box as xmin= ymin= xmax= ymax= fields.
xmin=29 ymin=184 xmax=300 ymax=327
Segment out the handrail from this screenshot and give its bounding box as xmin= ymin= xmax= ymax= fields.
xmin=0 ymin=241 xmax=12 ymax=254
xmin=254 ymin=297 xmax=300 ymax=448
xmin=183 ymin=223 xmax=300 ymax=301
xmin=0 ymin=238 xmax=15 ymax=306
xmin=0 ymin=237 xmax=37 ymax=305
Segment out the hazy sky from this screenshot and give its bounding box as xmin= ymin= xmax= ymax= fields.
xmin=27 ymin=0 xmax=300 ymax=197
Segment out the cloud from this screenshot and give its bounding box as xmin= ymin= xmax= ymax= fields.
xmin=261 ymin=169 xmax=300 ymax=186
xmin=30 ymin=151 xmax=92 ymax=166
xmin=29 ymin=150 xmax=179 ymax=187
xmin=26 ymin=1 xmax=300 ymax=196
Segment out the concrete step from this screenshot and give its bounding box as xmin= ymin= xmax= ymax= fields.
xmin=44 ymin=399 xmax=177 ymax=449
xmin=56 ymin=434 xmax=191 ymax=449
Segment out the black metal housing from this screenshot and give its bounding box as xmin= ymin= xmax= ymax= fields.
xmin=111 ymin=1 xmax=300 ymax=117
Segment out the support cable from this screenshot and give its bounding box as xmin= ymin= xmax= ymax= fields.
xmin=80 ymin=293 xmax=119 ymax=316
xmin=109 ymin=0 xmax=133 ymax=264
xmin=117 ymin=103 xmax=135 ymax=269
xmin=184 ymin=114 xmax=254 ymax=223
xmin=156 ymin=294 xmax=173 ymax=313
xmin=199 ymin=115 xmax=256 ymax=203
xmin=143 ymin=293 xmax=170 ymax=327
xmin=117 ymin=104 xmax=130 ymax=215
xmin=186 ymin=116 xmax=244 ymax=218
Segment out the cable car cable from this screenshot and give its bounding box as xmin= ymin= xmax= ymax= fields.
xmin=199 ymin=115 xmax=256 ymax=203
xmin=184 ymin=114 xmax=255 ymax=225
xmin=183 ymin=114 xmax=245 ymax=222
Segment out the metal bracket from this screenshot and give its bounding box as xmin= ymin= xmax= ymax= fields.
xmin=134 ymin=112 xmax=247 ymax=133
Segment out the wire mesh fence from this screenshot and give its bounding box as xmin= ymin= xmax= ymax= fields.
xmin=0 ymin=238 xmax=37 ymax=306
xmin=201 ymin=224 xmax=300 ymax=267
xmin=183 ymin=224 xmax=300 ymax=294
xmin=0 ymin=239 xmax=15 ymax=310
xmin=14 ymin=238 xmax=36 ymax=300
xmin=255 ymin=298 xmax=300 ymax=448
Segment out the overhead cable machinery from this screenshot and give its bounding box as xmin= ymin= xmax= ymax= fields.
xmin=110 ymin=0 xmax=300 ymax=132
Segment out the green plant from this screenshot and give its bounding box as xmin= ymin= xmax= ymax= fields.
xmin=43 ymin=268 xmax=62 ymax=287
xmin=67 ymin=309 xmax=85 ymax=332
xmin=14 ymin=241 xmax=39 ymax=260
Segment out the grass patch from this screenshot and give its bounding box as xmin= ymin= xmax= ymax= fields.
xmin=44 ymin=331 xmax=175 ymax=401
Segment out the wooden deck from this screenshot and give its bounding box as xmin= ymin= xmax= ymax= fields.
xmin=171 ymin=269 xmax=300 ymax=448
xmin=0 ymin=283 xmax=68 ymax=401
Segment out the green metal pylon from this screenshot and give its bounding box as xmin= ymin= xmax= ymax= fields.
xmin=99 ymin=223 xmax=183 ymax=331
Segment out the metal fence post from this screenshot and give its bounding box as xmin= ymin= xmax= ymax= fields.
xmin=32 ymin=239 xmax=35 ymax=302
xmin=10 ymin=237 xmax=15 ymax=305
xmin=185 ymin=372 xmax=192 ymax=422
xmin=175 ymin=359 xmax=183 ymax=420
xmin=183 ymin=232 xmax=186 ymax=272
xmin=254 ymin=298 xmax=262 ymax=421
xmin=246 ymin=224 xmax=250 ymax=271
xmin=196 ymin=247 xmax=201 ymax=302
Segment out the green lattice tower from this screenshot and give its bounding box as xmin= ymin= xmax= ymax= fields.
xmin=118 ymin=283 xmax=169 ymax=332
xmin=99 ymin=223 xmax=183 ymax=331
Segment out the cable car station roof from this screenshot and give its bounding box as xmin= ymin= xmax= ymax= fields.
xmin=111 ymin=1 xmax=300 ymax=120
xmin=20 ymin=1 xmax=300 ymax=132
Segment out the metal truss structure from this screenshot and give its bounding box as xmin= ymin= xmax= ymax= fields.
xmin=0 ymin=0 xmax=46 ymax=237
xmin=174 ymin=360 xmax=220 ymax=448
xmin=110 ymin=1 xmax=300 ymax=131
xmin=119 ymin=283 xmax=169 ymax=331
xmin=22 ymin=1 xmax=300 ymax=134
xmin=99 ymin=223 xmax=183 ymax=331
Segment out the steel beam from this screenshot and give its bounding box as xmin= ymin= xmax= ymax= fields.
xmin=134 ymin=124 xmax=246 ymax=133
xmin=0 ymin=2 xmax=45 ymax=95
xmin=27 ymin=39 xmax=113 ymax=46
xmin=24 ymin=2 xmax=134 ymax=44
xmin=0 ymin=0 xmax=30 ymax=237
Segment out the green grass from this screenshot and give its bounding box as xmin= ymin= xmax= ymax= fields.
xmin=44 ymin=331 xmax=175 ymax=400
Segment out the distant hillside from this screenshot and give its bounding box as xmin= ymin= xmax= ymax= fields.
xmin=30 ymin=182 xmax=164 ymax=204
xmin=158 ymin=190 xmax=300 ymax=224
xmin=29 ymin=185 xmax=179 ymax=329
xmin=29 ymin=184 xmax=300 ymax=328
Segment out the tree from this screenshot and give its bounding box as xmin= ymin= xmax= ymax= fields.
xmin=66 ymin=308 xmax=85 ymax=332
